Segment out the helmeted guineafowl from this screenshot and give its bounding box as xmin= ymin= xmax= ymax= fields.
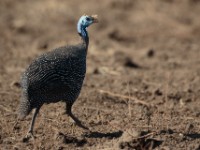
xmin=18 ymin=14 xmax=98 ymax=137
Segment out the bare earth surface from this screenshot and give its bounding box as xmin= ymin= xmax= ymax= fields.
xmin=0 ymin=0 xmax=200 ymax=149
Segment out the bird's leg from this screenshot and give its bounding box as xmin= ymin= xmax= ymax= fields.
xmin=25 ymin=107 xmax=40 ymax=139
xmin=66 ymin=103 xmax=89 ymax=130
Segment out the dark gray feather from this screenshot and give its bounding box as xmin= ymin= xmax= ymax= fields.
xmin=19 ymin=44 xmax=87 ymax=117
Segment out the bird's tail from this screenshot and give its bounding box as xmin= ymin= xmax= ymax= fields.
xmin=18 ymin=97 xmax=31 ymax=120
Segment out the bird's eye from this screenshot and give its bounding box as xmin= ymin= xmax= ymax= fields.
xmin=86 ymin=17 xmax=90 ymax=21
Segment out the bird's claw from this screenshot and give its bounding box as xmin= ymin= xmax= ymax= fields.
xmin=22 ymin=131 xmax=35 ymax=142
xmin=69 ymin=117 xmax=89 ymax=131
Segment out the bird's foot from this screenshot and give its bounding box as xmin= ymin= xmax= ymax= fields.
xmin=22 ymin=131 xmax=35 ymax=142
xmin=69 ymin=116 xmax=89 ymax=131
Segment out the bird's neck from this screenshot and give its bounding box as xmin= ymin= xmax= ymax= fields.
xmin=78 ymin=25 xmax=89 ymax=53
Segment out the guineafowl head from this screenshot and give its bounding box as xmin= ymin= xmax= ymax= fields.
xmin=77 ymin=14 xmax=98 ymax=35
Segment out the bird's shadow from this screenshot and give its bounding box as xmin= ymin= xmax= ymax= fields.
xmin=57 ymin=132 xmax=87 ymax=147
xmin=186 ymin=133 xmax=200 ymax=139
xmin=160 ymin=129 xmax=200 ymax=140
xmin=56 ymin=130 xmax=123 ymax=147
xmin=83 ymin=130 xmax=123 ymax=139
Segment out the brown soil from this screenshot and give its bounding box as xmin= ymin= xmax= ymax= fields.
xmin=1 ymin=0 xmax=200 ymax=149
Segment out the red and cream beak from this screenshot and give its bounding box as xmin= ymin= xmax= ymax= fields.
xmin=91 ymin=15 xmax=98 ymax=23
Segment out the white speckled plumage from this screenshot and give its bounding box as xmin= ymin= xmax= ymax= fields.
xmin=18 ymin=15 xmax=98 ymax=136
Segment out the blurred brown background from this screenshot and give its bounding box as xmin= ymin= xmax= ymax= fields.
xmin=0 ymin=0 xmax=200 ymax=149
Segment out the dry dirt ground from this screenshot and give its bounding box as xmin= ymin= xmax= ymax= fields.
xmin=1 ymin=0 xmax=200 ymax=149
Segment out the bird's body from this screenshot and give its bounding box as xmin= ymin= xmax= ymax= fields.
xmin=17 ymin=15 xmax=98 ymax=137
xmin=19 ymin=44 xmax=87 ymax=118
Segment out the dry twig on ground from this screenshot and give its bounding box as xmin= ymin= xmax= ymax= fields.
xmin=98 ymin=89 xmax=152 ymax=107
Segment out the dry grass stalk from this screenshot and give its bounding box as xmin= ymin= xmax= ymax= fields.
xmin=98 ymin=89 xmax=150 ymax=107
xmin=82 ymin=106 xmax=112 ymax=113
xmin=132 ymin=131 xmax=157 ymax=140
xmin=126 ymin=82 xmax=132 ymax=118
xmin=164 ymin=72 xmax=170 ymax=102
